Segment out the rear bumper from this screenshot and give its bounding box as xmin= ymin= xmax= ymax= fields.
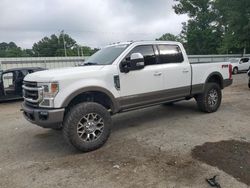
xmin=223 ymin=79 xmax=233 ymax=88
xmin=21 ymin=102 xmax=65 ymax=128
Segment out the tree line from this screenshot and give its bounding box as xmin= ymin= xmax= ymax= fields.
xmin=157 ymin=0 xmax=250 ymax=55
xmin=1 ymin=0 xmax=249 ymax=57
xmin=0 ymin=32 xmax=99 ymax=58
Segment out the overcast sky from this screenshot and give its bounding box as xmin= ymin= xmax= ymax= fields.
xmin=0 ymin=0 xmax=188 ymax=49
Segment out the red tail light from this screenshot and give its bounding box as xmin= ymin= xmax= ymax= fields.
xmin=229 ymin=64 xmax=232 ymax=80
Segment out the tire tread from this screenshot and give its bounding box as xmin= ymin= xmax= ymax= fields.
xmin=195 ymin=83 xmax=222 ymax=113
xmin=63 ymin=102 xmax=111 ymax=152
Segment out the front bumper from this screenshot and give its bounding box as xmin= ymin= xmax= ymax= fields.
xmin=21 ymin=102 xmax=65 ymax=128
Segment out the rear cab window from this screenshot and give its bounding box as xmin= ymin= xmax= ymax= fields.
xmin=157 ymin=44 xmax=184 ymax=64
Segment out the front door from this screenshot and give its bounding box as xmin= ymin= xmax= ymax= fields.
xmin=240 ymin=58 xmax=250 ymax=71
xmin=0 ymin=71 xmax=22 ymax=100
xmin=118 ymin=45 xmax=164 ymax=109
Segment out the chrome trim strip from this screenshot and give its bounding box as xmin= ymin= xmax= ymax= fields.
xmin=22 ymin=85 xmax=43 ymax=91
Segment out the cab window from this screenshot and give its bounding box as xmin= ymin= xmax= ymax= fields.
xmin=241 ymin=58 xmax=249 ymax=63
xmin=124 ymin=45 xmax=156 ymax=66
xmin=158 ymin=45 xmax=184 ymax=64
xmin=2 ymin=72 xmax=14 ymax=90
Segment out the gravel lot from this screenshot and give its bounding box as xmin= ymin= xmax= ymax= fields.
xmin=0 ymin=74 xmax=249 ymax=188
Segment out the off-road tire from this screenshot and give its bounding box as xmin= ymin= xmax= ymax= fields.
xmin=63 ymin=102 xmax=112 ymax=152
xmin=195 ymin=83 xmax=222 ymax=113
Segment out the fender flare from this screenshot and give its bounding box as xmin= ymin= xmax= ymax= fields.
xmin=61 ymin=86 xmax=120 ymax=113
xmin=204 ymin=72 xmax=224 ymax=90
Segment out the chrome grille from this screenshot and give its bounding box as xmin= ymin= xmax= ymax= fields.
xmin=23 ymin=81 xmax=43 ymax=106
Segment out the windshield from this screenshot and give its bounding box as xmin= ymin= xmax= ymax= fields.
xmin=83 ymin=44 xmax=129 ymax=65
xmin=229 ymin=58 xmax=239 ymax=63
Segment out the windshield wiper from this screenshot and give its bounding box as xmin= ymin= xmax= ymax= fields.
xmin=83 ymin=62 xmax=99 ymax=66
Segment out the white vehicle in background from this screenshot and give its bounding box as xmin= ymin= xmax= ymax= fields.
xmin=21 ymin=41 xmax=233 ymax=152
xmin=229 ymin=57 xmax=250 ymax=74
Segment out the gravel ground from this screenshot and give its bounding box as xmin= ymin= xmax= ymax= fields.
xmin=0 ymin=74 xmax=249 ymax=188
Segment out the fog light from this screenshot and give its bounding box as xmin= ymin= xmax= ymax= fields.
xmin=40 ymin=99 xmax=50 ymax=106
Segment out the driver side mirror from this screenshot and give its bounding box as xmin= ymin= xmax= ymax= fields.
xmin=120 ymin=53 xmax=145 ymax=73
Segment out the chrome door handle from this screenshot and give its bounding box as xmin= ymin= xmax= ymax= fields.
xmin=154 ymin=72 xmax=162 ymax=76
xmin=182 ymin=69 xmax=189 ymax=73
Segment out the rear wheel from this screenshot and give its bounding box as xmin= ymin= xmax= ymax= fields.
xmin=195 ymin=83 xmax=222 ymax=113
xmin=63 ymin=102 xmax=112 ymax=152
xmin=233 ymin=67 xmax=238 ymax=74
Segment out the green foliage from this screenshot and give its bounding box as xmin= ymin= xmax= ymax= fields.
xmin=0 ymin=32 xmax=98 ymax=57
xmin=171 ymin=0 xmax=250 ymax=54
xmin=32 ymin=32 xmax=98 ymax=57
xmin=32 ymin=32 xmax=77 ymax=57
xmin=214 ymin=0 xmax=250 ymax=54
xmin=0 ymin=42 xmax=31 ymax=57
xmin=73 ymin=46 xmax=99 ymax=56
xmin=173 ymin=0 xmax=222 ymax=54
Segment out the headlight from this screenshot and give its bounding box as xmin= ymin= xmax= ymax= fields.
xmin=42 ymin=82 xmax=59 ymax=98
xmin=38 ymin=82 xmax=59 ymax=108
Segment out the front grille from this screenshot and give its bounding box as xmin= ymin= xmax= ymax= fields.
xmin=23 ymin=81 xmax=37 ymax=88
xmin=23 ymin=81 xmax=42 ymax=107
xmin=24 ymin=89 xmax=39 ymax=100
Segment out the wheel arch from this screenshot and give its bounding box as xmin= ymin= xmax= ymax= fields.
xmin=62 ymin=86 xmax=120 ymax=114
xmin=233 ymin=66 xmax=238 ymax=72
xmin=205 ymin=72 xmax=224 ymax=89
xmin=233 ymin=66 xmax=238 ymax=69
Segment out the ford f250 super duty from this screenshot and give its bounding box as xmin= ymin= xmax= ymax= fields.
xmin=21 ymin=41 xmax=233 ymax=152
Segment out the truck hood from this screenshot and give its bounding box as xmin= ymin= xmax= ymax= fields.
xmin=24 ymin=66 xmax=105 ymax=82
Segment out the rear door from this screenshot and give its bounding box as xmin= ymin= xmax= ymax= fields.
xmin=157 ymin=44 xmax=191 ymax=99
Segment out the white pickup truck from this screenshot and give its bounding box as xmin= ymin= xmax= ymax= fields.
xmin=22 ymin=41 xmax=233 ymax=152
xmin=229 ymin=57 xmax=250 ymax=74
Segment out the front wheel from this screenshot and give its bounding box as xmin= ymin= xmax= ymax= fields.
xmin=63 ymin=102 xmax=112 ymax=152
xmin=195 ymin=83 xmax=222 ymax=113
